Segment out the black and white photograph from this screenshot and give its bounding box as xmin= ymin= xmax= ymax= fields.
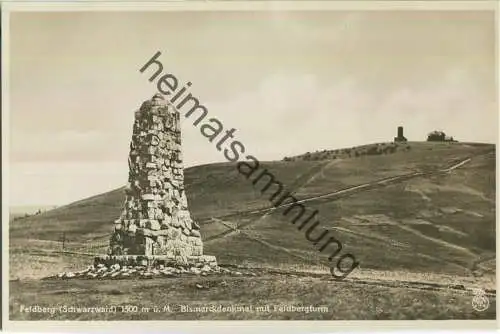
xmin=3 ymin=1 xmax=498 ymax=328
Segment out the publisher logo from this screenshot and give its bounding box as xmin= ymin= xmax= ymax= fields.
xmin=471 ymin=288 xmax=489 ymax=312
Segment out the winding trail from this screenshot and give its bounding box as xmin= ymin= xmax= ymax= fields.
xmin=206 ymin=153 xmax=483 ymax=243
xmin=256 ymin=155 xmax=472 ymax=214
xmin=202 ymin=151 xmax=495 ymax=293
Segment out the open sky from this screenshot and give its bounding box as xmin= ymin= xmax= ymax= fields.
xmin=9 ymin=10 xmax=497 ymax=206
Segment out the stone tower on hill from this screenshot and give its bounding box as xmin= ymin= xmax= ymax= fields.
xmin=108 ymin=93 xmax=204 ymax=258
xmin=394 ymin=126 xmax=407 ymax=143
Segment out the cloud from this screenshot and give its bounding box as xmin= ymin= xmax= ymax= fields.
xmin=9 ymin=162 xmax=128 ymax=206
xmin=10 ymin=130 xmax=125 ymax=162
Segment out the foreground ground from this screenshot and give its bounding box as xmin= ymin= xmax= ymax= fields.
xmin=9 ymin=270 xmax=496 ymax=320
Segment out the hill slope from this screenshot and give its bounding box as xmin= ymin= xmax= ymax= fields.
xmin=10 ymin=141 xmax=496 ymax=281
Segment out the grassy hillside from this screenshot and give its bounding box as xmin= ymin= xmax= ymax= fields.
xmin=10 ymin=142 xmax=495 ymax=282
xmin=10 ymin=205 xmax=58 ymax=222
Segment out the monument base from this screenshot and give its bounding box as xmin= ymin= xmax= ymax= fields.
xmin=48 ymin=254 xmax=220 ymax=280
xmin=94 ymin=254 xmax=217 ymax=269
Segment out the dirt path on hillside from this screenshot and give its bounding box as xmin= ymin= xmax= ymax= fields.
xmin=328 ymin=226 xmax=473 ymax=274
xmin=286 ymin=160 xmax=335 ymax=192
xmin=208 ymin=220 xmax=476 ymax=289
xmin=267 ymin=155 xmax=471 ymax=211
xmin=204 ymin=152 xmax=494 ymax=288
xmin=207 ymin=153 xmax=483 ymax=243
xmin=243 ymin=231 xmax=314 ymax=262
xmin=288 ymin=160 xmax=341 ymax=195
xmin=223 ymin=154 xmax=481 ymax=220
xmin=206 ymin=161 xmax=342 ymax=236
xmin=204 ymin=218 xmax=241 ymax=241
xmin=392 ymin=221 xmax=477 ymax=258
xmin=205 ymin=219 xmax=478 ymax=289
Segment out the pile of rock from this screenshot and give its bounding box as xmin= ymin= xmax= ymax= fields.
xmin=94 ymin=254 xmax=218 ymax=269
xmin=49 ymin=262 xmax=253 ymax=280
xmin=53 ymin=263 xmax=219 ymax=280
xmin=108 ymin=93 xmax=208 ymax=260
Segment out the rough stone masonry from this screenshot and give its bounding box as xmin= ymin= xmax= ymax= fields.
xmin=94 ymin=93 xmax=217 ymax=269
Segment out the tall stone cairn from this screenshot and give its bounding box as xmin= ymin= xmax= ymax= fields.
xmin=109 ymin=93 xmax=203 ymax=258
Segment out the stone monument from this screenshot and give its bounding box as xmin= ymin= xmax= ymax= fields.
xmin=94 ymin=93 xmax=217 ymax=270
xmin=394 ymin=126 xmax=407 ymax=142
